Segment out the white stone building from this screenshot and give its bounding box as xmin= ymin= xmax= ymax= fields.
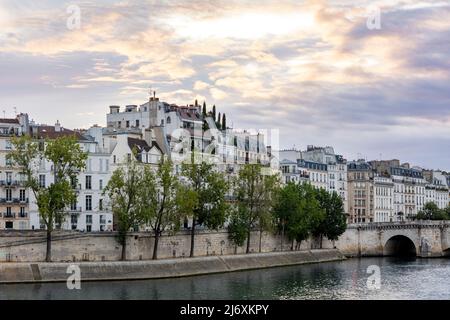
xmin=28 ymin=122 xmax=113 ymax=232
xmin=0 ymin=114 xmax=31 ymax=230
xmin=373 ymin=175 xmax=394 ymax=222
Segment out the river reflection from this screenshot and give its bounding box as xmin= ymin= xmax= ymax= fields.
xmin=0 ymin=257 xmax=449 ymax=300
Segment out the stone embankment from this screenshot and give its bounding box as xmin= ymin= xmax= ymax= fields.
xmin=0 ymin=249 xmax=345 ymax=284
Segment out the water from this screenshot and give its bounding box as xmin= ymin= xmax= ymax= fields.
xmin=1 ymin=257 xmax=449 ymax=300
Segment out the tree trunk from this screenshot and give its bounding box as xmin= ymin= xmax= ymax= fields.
xmin=45 ymin=229 xmax=52 ymax=262
xmin=320 ymin=234 xmax=323 ymax=249
xmin=281 ymin=221 xmax=285 ymax=251
xmin=297 ymin=240 xmax=302 ymax=251
xmin=291 ymin=239 xmax=294 ymax=251
xmin=258 ymin=229 xmax=262 ymax=253
xmin=152 ymin=230 xmax=160 ymax=260
xmin=121 ymin=236 xmax=126 ymax=261
xmin=246 ymin=230 xmax=251 ymax=254
xmin=189 ymin=220 xmax=196 ymax=258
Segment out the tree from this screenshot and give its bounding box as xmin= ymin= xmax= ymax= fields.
xmin=103 ymin=159 xmax=146 ymax=261
xmin=222 ymin=113 xmax=227 ymax=130
xmin=416 ymin=202 xmax=448 ymax=220
xmin=212 ymin=105 xmax=216 ymax=120
xmin=141 ymin=159 xmax=183 ymax=260
xmin=195 ymin=99 xmax=198 ymax=107
xmin=234 ymin=164 xmax=279 ymax=253
xmin=274 ymin=183 xmax=324 ymax=251
xmin=202 ymin=101 xmax=207 ymax=117
xmin=227 ymin=208 xmax=248 ymax=253
xmin=217 ymin=112 xmax=221 ymax=129
xmin=8 ymin=135 xmax=87 ymax=262
xmin=312 ymin=188 xmax=346 ymax=248
xmin=180 ymin=154 xmax=229 ymax=257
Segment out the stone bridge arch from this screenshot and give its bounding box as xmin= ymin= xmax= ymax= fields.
xmin=384 ymin=235 xmax=417 ymax=256
xmin=379 ymin=225 xmax=420 ymax=257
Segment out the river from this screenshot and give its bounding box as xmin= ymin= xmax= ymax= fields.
xmin=0 ymin=257 xmax=449 ymax=299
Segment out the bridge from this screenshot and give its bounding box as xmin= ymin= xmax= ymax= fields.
xmin=335 ymin=221 xmax=450 ymax=257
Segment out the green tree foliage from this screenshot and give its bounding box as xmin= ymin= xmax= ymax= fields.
xmin=212 ymin=105 xmax=216 ymax=120
xmin=222 ymin=113 xmax=226 ymax=130
xmin=416 ymin=202 xmax=448 ymax=220
xmin=141 ymin=159 xmax=183 ymax=259
xmin=313 ymin=188 xmax=347 ymax=248
xmin=216 ymin=112 xmax=221 ymax=129
xmin=234 ymin=164 xmax=279 ymax=253
xmin=8 ymin=135 xmax=87 ymax=262
xmin=202 ymin=101 xmax=207 ymax=117
xmin=273 ymin=183 xmax=324 ymax=250
xmin=227 ymin=208 xmax=248 ymax=250
xmin=103 ymin=159 xmax=147 ymax=260
xmin=180 ymin=155 xmax=229 ymax=257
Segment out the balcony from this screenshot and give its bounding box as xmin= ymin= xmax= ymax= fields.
xmin=100 ymin=219 xmax=106 ymax=224
xmin=69 ymin=207 xmax=82 ymax=213
xmin=0 ymin=180 xmax=26 ymax=187
xmin=2 ymin=212 xmax=15 ymax=218
xmin=0 ymin=198 xmax=29 ymax=204
xmin=17 ymin=212 xmax=28 ymax=218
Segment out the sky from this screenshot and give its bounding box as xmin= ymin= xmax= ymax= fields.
xmin=0 ymin=0 xmax=449 ymax=170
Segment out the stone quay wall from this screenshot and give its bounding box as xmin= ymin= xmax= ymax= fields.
xmin=0 ymin=229 xmax=336 ymax=263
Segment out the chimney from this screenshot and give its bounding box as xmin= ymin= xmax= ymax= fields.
xmin=55 ymin=120 xmax=61 ymax=132
xmin=143 ymin=128 xmax=153 ymax=147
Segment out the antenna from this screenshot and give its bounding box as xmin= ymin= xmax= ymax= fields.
xmin=13 ymin=107 xmax=17 ymax=115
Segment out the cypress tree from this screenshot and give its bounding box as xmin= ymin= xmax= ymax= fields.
xmin=222 ymin=113 xmax=226 ymax=130
xmin=202 ymin=101 xmax=206 ymax=117
xmin=217 ymin=112 xmax=221 ymax=128
xmin=212 ymin=105 xmax=216 ymax=120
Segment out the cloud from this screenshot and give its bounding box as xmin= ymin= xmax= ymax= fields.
xmin=0 ymin=0 xmax=449 ymax=169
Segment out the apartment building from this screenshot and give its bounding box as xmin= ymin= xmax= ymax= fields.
xmin=347 ymin=160 xmax=374 ymax=223
xmin=0 ymin=114 xmax=30 ymax=230
xmin=27 ymin=122 xmax=113 ymax=232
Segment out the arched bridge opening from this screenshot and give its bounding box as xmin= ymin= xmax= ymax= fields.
xmin=384 ymin=235 xmax=417 ymax=257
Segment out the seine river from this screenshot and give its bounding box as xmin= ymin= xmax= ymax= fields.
xmin=1 ymin=257 xmax=449 ymax=300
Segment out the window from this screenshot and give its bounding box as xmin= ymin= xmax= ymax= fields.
xmin=99 ymin=199 xmax=103 ymax=211
xmin=85 ymin=176 xmax=92 ymax=190
xmin=99 ymin=159 xmax=103 ymax=172
xmin=19 ymin=189 xmax=25 ymax=202
xmin=86 ymin=195 xmax=92 ymax=211
xmin=19 ymin=207 xmax=26 ymax=218
xmin=105 ymin=159 xmax=109 ymax=171
xmin=39 ymin=175 xmax=46 ymax=188
xmin=113 ymin=155 xmax=116 ymax=164
xmin=70 ymin=200 xmax=77 ymax=211
xmin=127 ymin=153 xmax=132 ymax=162
xmin=166 ymin=116 xmax=171 ymax=124
xmin=86 ymin=215 xmax=92 ymax=224
xmin=136 ymin=120 xmax=140 ymax=127
xmin=99 ymin=179 xmax=103 ymax=190
xmin=5 ymin=221 xmax=13 ymax=229
xmin=6 ymin=172 xmax=12 ymax=184
xmin=6 ymin=189 xmax=12 ymax=201
xmin=6 ymin=207 xmax=12 ymax=217
xmin=5 ymin=139 xmax=11 ymax=150
xmin=118 ymin=121 xmax=121 ymax=128
xmin=126 ymin=121 xmax=130 ymax=128
xmin=161 ymin=119 xmax=164 ymax=125
xmin=86 ymin=225 xmax=92 ymax=232
xmin=71 ymin=176 xmax=77 ymax=189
